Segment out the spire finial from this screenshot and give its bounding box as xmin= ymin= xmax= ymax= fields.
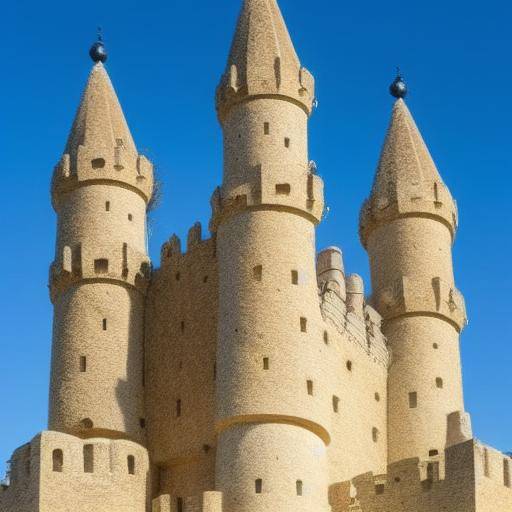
xmin=89 ymin=27 xmax=108 ymax=63
xmin=389 ymin=68 xmax=407 ymax=99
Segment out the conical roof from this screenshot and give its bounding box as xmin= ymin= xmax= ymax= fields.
xmin=216 ymin=0 xmax=315 ymax=120
xmin=360 ymin=99 xmax=458 ymax=246
xmin=65 ymin=62 xmax=137 ymax=161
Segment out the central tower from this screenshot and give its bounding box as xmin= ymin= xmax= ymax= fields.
xmin=212 ymin=0 xmax=329 ymax=511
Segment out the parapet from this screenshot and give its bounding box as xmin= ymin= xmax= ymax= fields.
xmin=0 ymin=431 xmax=149 ymax=512
xmin=360 ymin=178 xmax=458 ymax=248
xmin=159 ymin=222 xmax=216 ymax=268
xmin=49 ymin=242 xmax=151 ymax=302
xmin=318 ymin=256 xmax=389 ymax=369
xmin=51 ymin=149 xmax=154 ymax=211
xmin=209 ymin=164 xmax=324 ymax=231
xmin=329 ymin=438 xmax=512 ymax=512
xmin=372 ymin=274 xmax=467 ymax=332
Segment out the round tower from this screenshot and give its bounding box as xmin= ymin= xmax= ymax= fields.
xmin=212 ymin=1 xmax=329 ymax=510
xmin=360 ymin=81 xmax=467 ymax=463
xmin=48 ymin=42 xmax=154 ymax=443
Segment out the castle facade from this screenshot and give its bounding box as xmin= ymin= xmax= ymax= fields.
xmin=1 ymin=1 xmax=511 ymax=511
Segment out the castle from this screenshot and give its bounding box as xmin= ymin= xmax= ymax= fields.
xmin=1 ymin=0 xmax=511 ymax=511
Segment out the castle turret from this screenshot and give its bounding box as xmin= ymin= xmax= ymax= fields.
xmin=360 ymin=77 xmax=468 ymax=463
xmin=213 ymin=1 xmax=328 ymax=511
xmin=48 ymin=39 xmax=154 ymax=443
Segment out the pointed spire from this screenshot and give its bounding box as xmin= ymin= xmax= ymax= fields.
xmin=65 ymin=62 xmax=137 ymax=161
xmin=360 ymin=97 xmax=458 ymax=247
xmin=52 ymin=58 xmax=153 ymax=209
xmin=216 ymin=0 xmax=315 ymax=121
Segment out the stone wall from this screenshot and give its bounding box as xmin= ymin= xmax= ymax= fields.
xmin=0 ymin=431 xmax=148 ymax=512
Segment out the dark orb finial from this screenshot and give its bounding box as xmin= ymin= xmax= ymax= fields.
xmin=89 ymin=27 xmax=108 ymax=63
xmin=389 ymin=68 xmax=407 ymax=99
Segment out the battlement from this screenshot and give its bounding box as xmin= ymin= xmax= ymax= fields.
xmin=209 ymin=165 xmax=324 ymax=232
xmin=329 ymin=439 xmax=512 ymax=512
xmin=0 ymin=431 xmax=149 ymax=512
xmin=318 ymin=251 xmax=390 ymax=369
xmin=372 ymin=275 xmax=467 ymax=332
xmin=51 ymin=148 xmax=154 ymax=210
xmin=360 ymin=177 xmax=458 ymax=249
xmin=49 ymin=241 xmax=151 ymax=302
xmin=159 ymin=222 xmax=217 ymax=268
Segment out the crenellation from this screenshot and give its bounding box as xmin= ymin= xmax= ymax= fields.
xmin=372 ymin=274 xmax=467 ymax=332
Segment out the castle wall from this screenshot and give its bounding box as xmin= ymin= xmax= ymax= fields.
xmin=328 ymin=440 xmax=512 ymax=512
xmin=145 ymin=228 xmax=218 ymax=501
xmin=0 ymin=431 xmax=149 ymax=512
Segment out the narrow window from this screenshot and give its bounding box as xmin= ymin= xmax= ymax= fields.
xmin=255 ymin=479 xmax=263 ymax=494
xmin=323 ymin=331 xmax=329 ymax=345
xmin=264 ymin=122 xmax=270 ymax=135
xmin=433 ymin=343 xmax=439 ymax=349
xmin=291 ymin=270 xmax=299 ymax=285
xmin=127 ymin=455 xmax=135 ymax=475
xmin=429 ymin=449 xmax=439 ymax=457
xmin=105 ymin=201 xmax=110 ymax=211
xmin=213 ymin=363 xmax=217 ymax=380
xmin=307 ymin=380 xmax=314 ymax=396
xmin=275 ymin=183 xmax=291 ymax=195
xmin=436 ymin=377 xmax=444 ymax=389
xmin=346 ymin=360 xmax=353 ymax=372
xmin=375 ymin=392 xmax=381 ymax=402
xmin=83 ymin=444 xmax=94 ymax=473
xmin=484 ymin=448 xmax=490 ymax=477
xmin=284 ymin=137 xmax=290 ymax=148
xmin=139 ymin=418 xmax=146 ymax=429
xmin=177 ymin=498 xmax=184 ymax=512
xmin=91 ymin=158 xmax=105 ymax=169
xmin=175 ymin=272 xmax=181 ymax=281
xmin=300 ymin=317 xmax=307 ymax=333
xmin=372 ymin=427 xmax=379 ymax=443
xmin=180 ymin=321 xmax=185 ymax=333
xmin=102 ymin=318 xmax=107 ymax=331
xmin=504 ymin=459 xmax=511 ymax=487
xmin=253 ymin=265 xmax=263 ymax=282
xmin=176 ymin=399 xmax=182 ymax=418
xmin=332 ymin=395 xmax=339 ymax=413
xmin=263 ymin=358 xmax=269 ymax=370
xmin=128 ymin=214 xmax=133 ymax=221
xmin=52 ymin=449 xmax=63 ymax=472
xmin=94 ymin=258 xmax=109 ymax=274
xmin=409 ymin=392 xmax=418 ymax=409
xmin=375 ymin=484 xmax=385 ymax=495
xmin=80 ymin=356 xmax=87 ymax=373
xmin=296 ymin=480 xmax=303 ymax=496
xmin=203 ymin=275 xmax=209 ymax=283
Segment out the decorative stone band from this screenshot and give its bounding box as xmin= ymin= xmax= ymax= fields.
xmin=49 ymin=243 xmax=151 ymax=302
xmin=209 ymin=168 xmax=324 ymax=232
xmin=51 ymin=147 xmax=154 ymax=210
xmin=215 ymin=65 xmax=315 ymax=123
xmin=359 ymin=180 xmax=458 ymax=248
xmin=216 ymin=414 xmax=331 ymax=446
xmin=372 ymin=275 xmax=467 ymax=332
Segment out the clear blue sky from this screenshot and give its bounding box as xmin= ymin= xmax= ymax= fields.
xmin=1 ymin=0 xmax=511 ymax=474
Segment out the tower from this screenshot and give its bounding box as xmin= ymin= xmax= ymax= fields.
xmin=360 ymin=78 xmax=468 ymax=464
xmin=48 ymin=39 xmax=154 ymax=442
xmin=212 ymin=0 xmax=329 ymax=510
